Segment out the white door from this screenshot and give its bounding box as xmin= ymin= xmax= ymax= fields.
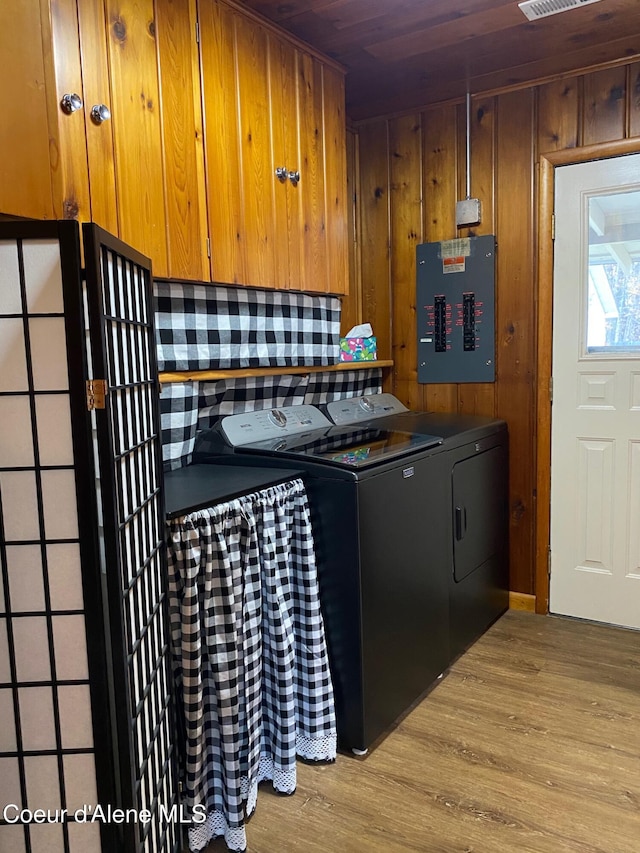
xmin=550 ymin=154 xmax=640 ymax=629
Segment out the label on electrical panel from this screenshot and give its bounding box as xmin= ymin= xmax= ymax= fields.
xmin=440 ymin=238 xmax=470 ymax=274
xmin=443 ymin=256 xmax=466 ymax=274
xmin=440 ymin=238 xmax=471 ymax=258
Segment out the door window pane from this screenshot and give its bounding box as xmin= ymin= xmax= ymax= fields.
xmin=587 ymin=190 xmax=640 ymax=353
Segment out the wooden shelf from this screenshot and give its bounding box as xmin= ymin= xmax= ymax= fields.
xmin=158 ymin=360 xmax=393 ymax=384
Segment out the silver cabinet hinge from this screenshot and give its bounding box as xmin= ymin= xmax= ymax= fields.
xmin=551 ymin=213 xmax=555 ymax=240
xmin=549 ymin=376 xmax=553 ymax=403
xmin=206 ymin=237 xmax=211 ymax=258
xmin=86 ymin=379 xmax=107 ymax=411
xmin=195 ymin=21 xmax=200 ymax=43
xmin=547 ymin=547 xmax=552 ymax=576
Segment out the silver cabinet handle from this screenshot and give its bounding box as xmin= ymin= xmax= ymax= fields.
xmin=275 ymin=166 xmax=288 ymax=183
xmin=90 ymin=104 xmax=111 ymax=125
xmin=60 ymin=93 xmax=83 ymax=114
xmin=288 ymin=170 xmax=300 ymax=186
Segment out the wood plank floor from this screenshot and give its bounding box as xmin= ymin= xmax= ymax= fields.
xmin=204 ymin=611 xmax=640 ymax=853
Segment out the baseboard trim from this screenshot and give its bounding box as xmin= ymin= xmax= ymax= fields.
xmin=509 ymin=592 xmax=536 ymax=612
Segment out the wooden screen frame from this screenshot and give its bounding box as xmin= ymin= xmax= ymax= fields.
xmin=535 ymin=137 xmax=640 ymax=614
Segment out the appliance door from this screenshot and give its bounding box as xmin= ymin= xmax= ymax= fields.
xmin=452 ymin=446 xmax=505 ymax=582
xmin=357 ymin=452 xmax=450 ymax=748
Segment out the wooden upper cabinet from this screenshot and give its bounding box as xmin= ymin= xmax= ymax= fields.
xmin=22 ymin=0 xmax=208 ymax=280
xmin=198 ymin=0 xmax=349 ymax=293
xmin=76 ymin=0 xmax=208 ymax=280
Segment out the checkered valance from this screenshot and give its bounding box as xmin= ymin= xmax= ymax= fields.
xmin=159 ymin=368 xmax=383 ymax=470
xmin=155 ymin=282 xmax=341 ymax=371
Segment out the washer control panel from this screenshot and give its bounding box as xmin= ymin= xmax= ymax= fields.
xmin=220 ymin=405 xmax=331 ymax=446
xmin=325 ymin=393 xmax=409 ymax=425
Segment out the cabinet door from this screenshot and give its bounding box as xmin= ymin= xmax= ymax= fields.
xmin=297 ymin=51 xmax=328 ymax=293
xmin=0 ymin=0 xmax=55 ymax=219
xmin=322 ymin=63 xmax=349 ymax=296
xmin=102 ymin=0 xmax=169 ymax=276
xmin=269 ymin=34 xmax=301 ymax=290
xmin=234 ymin=11 xmax=278 ymax=288
xmin=155 ymin=0 xmax=210 ymax=281
xmin=198 ymin=0 xmax=247 ymax=285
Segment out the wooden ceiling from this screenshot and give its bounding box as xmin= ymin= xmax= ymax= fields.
xmin=237 ymin=0 xmax=640 ymax=120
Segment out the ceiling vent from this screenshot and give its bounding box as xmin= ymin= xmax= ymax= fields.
xmin=518 ymin=0 xmax=603 ymax=20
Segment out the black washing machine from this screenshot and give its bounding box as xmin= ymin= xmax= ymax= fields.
xmin=325 ymin=395 xmax=510 ymax=662
xmin=193 ymin=405 xmax=450 ymax=753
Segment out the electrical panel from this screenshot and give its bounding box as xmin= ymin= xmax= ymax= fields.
xmin=417 ymin=235 xmax=496 ymax=384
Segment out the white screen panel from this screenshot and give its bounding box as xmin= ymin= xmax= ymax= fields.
xmin=29 ymin=824 xmax=65 ymax=853
xmin=52 ymin=616 xmax=89 ymax=680
xmin=41 ymin=470 xmax=79 ymax=540
xmin=13 ymin=617 xmax=51 ymax=682
xmin=0 ymin=619 xmax=10 ymax=683
xmin=0 ymin=396 xmax=34 ymax=467
xmin=22 ymin=239 xmax=65 ymax=314
xmin=0 ymin=690 xmax=17 ymax=751
xmin=18 ymin=687 xmax=57 ymax=750
xmin=63 ymin=754 xmax=98 ymax=813
xmin=58 ymin=685 xmax=94 ymax=749
xmin=0 ymin=471 xmax=40 ymax=540
xmin=0 ymin=241 xmax=22 ymax=314
xmin=46 ymin=543 xmax=84 ymax=610
xmin=29 ymin=318 xmax=69 ymax=391
xmin=6 ymin=545 xmax=45 ymax=612
xmin=35 ymin=395 xmax=74 ymax=466
xmin=0 ymin=318 xmax=29 ymax=392
xmin=24 ymin=755 xmax=61 ymax=809
xmin=67 ymin=822 xmax=102 ymax=853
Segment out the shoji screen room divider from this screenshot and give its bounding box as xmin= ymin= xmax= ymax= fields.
xmin=0 ymin=221 xmax=180 ymax=853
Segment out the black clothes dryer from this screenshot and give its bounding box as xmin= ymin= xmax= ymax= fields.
xmin=325 ymin=396 xmax=510 ymax=663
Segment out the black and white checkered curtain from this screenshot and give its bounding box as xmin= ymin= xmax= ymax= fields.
xmin=155 ymin=282 xmax=341 ymax=371
xmin=166 ymin=479 xmax=336 ymax=852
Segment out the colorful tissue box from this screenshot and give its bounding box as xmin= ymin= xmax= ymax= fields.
xmin=339 ymin=336 xmax=377 ymax=362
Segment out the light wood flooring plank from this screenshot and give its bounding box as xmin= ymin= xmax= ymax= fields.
xmin=202 ymin=611 xmax=640 ymax=853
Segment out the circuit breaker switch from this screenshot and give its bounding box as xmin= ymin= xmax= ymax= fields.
xmin=463 ymin=292 xmax=476 ymax=351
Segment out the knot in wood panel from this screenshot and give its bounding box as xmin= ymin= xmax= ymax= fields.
xmin=112 ymin=18 xmax=126 ymax=43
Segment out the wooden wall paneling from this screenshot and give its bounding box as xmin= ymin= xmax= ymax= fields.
xmin=298 ymin=52 xmax=328 ymax=292
xmin=268 ymin=34 xmax=300 ymax=289
xmin=322 ymin=64 xmax=349 ymax=296
xmin=456 ymin=95 xmax=497 ymax=418
xmin=198 ymin=0 xmax=245 ymax=284
xmin=42 ymin=0 xmax=91 ymax=222
xmin=421 ymin=104 xmax=458 ymax=413
xmin=537 ymin=77 xmax=579 ymax=154
xmin=104 ymin=0 xmax=169 ymax=274
xmin=235 ymin=12 xmax=277 ymax=287
xmin=77 ymin=0 xmax=118 ymax=235
xmin=155 ymin=0 xmax=209 ymax=281
xmin=357 ymin=120 xmax=391 ymax=361
xmin=341 ymin=128 xmax=361 ymax=335
xmin=495 ymin=89 xmax=536 ymax=595
xmin=627 ymin=61 xmax=640 ymax=138
xmin=0 ymin=0 xmax=54 ymax=219
xmin=582 ymin=65 xmax=627 ymax=147
xmin=388 ymin=114 xmax=423 ymax=408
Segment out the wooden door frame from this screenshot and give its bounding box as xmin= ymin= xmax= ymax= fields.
xmin=535 ymin=137 xmax=640 ymax=615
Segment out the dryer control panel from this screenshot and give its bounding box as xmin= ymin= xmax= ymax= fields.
xmin=325 ymin=393 xmax=409 ymax=425
xmin=417 ymin=235 xmax=496 ymax=384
